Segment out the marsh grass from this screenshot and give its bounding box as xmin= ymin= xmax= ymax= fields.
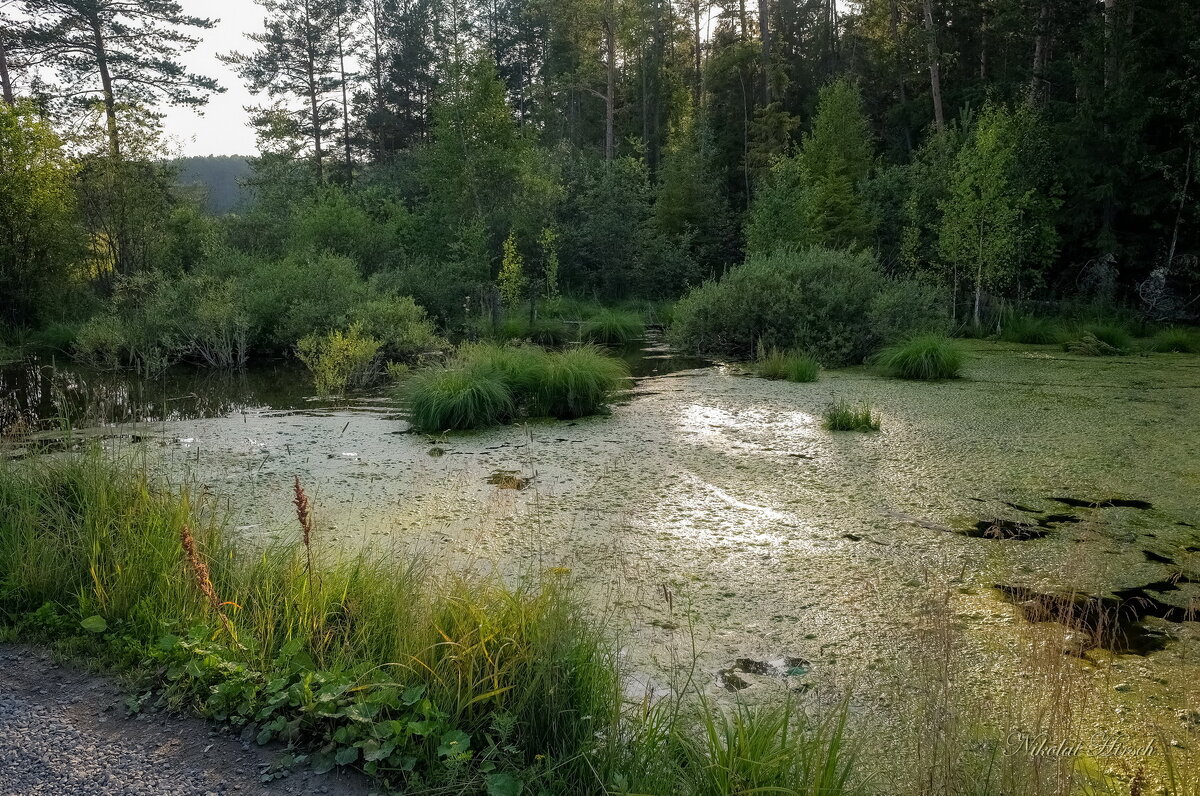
xmin=580 ymin=309 xmax=645 ymax=346
xmin=875 ymin=335 xmax=964 ymax=380
xmin=406 ymin=366 xmax=514 ymax=431
xmin=0 ymin=455 xmax=862 ymax=793
xmin=824 ymin=400 xmax=880 ymax=432
xmin=405 ymin=343 xmax=629 ymax=431
xmin=756 ymin=348 xmax=821 ymax=382
xmin=1064 ymin=323 xmax=1135 ymax=356
xmin=1150 ymin=327 xmax=1200 ymax=354
xmin=1000 ymin=316 xmax=1065 ymax=345
xmin=497 ymin=317 xmax=570 ymax=346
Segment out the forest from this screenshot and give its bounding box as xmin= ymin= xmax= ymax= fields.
xmin=1 ymin=0 xmax=1198 ymax=368
xmin=1 ymin=1 xmax=1200 ymax=795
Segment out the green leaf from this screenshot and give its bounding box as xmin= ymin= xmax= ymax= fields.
xmin=334 ymin=745 xmax=359 ymax=766
xmin=437 ymin=729 xmax=471 ymax=758
xmin=80 ymin=615 xmax=107 ymax=633
xmin=485 ymin=772 xmax=522 ymax=796
xmin=400 ymin=684 xmax=425 ymax=705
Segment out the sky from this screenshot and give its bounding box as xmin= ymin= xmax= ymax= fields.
xmin=160 ymin=0 xmax=261 ymax=157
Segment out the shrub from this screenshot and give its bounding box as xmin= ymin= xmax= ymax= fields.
xmin=406 ymin=366 xmax=514 ymax=431
xmin=670 ymin=246 xmax=943 ymax=366
xmin=30 ymin=322 xmax=79 ymax=353
xmin=73 ymin=313 xmax=128 ymax=370
xmin=352 ymin=296 xmax=443 ymax=359
xmin=1149 ymin=327 xmax=1200 ymax=354
xmin=756 ymin=348 xmax=820 ymax=382
xmin=875 ymin=334 xmax=964 ymax=380
xmin=823 ymin=400 xmax=881 ymax=431
xmin=531 ymin=345 xmax=630 ymax=419
xmin=1000 ymin=316 xmax=1063 ymax=345
xmin=296 ymin=324 xmax=382 ymax=397
xmin=580 ymin=309 xmax=644 ymax=346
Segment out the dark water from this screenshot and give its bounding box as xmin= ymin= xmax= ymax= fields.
xmin=0 ymin=357 xmax=322 ymax=435
xmin=0 ymin=336 xmax=707 ymax=435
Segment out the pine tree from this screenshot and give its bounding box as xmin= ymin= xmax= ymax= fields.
xmin=22 ymin=0 xmax=220 ymax=159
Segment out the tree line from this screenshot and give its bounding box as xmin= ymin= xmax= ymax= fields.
xmin=1 ymin=0 xmax=1197 ymax=335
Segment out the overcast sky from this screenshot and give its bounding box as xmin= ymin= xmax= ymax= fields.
xmin=159 ymin=0 xmax=261 ymax=157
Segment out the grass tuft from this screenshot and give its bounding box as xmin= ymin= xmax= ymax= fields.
xmin=497 ymin=317 xmax=570 ymax=346
xmin=1064 ymin=323 xmax=1133 ymax=355
xmin=580 ymin=309 xmax=645 ymax=346
xmin=532 ymin=344 xmax=630 ymax=419
xmin=756 ymin=349 xmax=821 ymax=382
xmin=875 ymin=334 xmax=964 ymax=380
xmin=1149 ymin=327 xmax=1200 ymax=354
xmin=405 ymin=343 xmax=628 ymax=431
xmin=406 ymin=366 xmax=514 ymax=431
xmin=824 ymin=400 xmax=881 ymax=432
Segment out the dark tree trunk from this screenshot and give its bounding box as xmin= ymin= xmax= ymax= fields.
xmin=0 ymin=32 xmax=14 ymax=104
xmin=922 ymin=0 xmax=945 ymax=132
xmin=760 ymin=0 xmax=771 ymax=104
xmin=88 ymin=13 xmax=120 ymax=159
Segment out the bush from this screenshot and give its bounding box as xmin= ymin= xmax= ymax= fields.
xmin=406 ymin=366 xmax=514 ymax=431
xmin=824 ymin=400 xmax=881 ymax=431
xmin=875 ymin=334 xmax=964 ymax=380
xmin=531 ymin=345 xmax=630 ymax=419
xmin=351 ymin=296 xmax=443 ymax=359
xmin=1149 ymin=327 xmax=1200 ymax=354
xmin=670 ymin=246 xmax=943 ymax=366
xmin=580 ymin=309 xmax=644 ymax=346
xmin=756 ymin=348 xmax=820 ymax=382
xmin=296 ymin=324 xmax=383 ymax=397
xmin=1000 ymin=316 xmax=1063 ymax=345
xmin=73 ymin=313 xmax=129 ymax=370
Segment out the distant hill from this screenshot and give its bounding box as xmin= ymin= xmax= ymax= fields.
xmin=173 ymin=155 xmax=253 ymax=215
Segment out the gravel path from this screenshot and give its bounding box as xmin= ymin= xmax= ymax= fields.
xmin=0 ymin=644 xmax=373 ymax=796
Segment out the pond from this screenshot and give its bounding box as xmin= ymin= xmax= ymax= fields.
xmin=3 ymin=338 xmax=1198 ymax=760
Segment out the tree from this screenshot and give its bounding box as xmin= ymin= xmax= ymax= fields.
xmin=746 ymin=76 xmax=874 ymax=254
xmin=938 ymin=102 xmax=1058 ymax=328
xmin=22 ymin=0 xmax=220 ymax=159
xmin=225 ymin=0 xmax=346 ymax=182
xmin=0 ymin=102 xmax=79 ymax=324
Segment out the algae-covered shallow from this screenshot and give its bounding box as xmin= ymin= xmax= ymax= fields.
xmin=3 ymin=339 xmax=1198 ymax=762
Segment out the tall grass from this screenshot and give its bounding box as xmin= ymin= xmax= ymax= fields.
xmin=1000 ymin=316 xmax=1064 ymax=345
xmin=405 ymin=343 xmax=629 ymax=432
xmin=496 ymin=316 xmax=570 ymax=346
xmin=580 ymin=309 xmax=645 ymax=346
xmin=756 ymin=348 xmax=821 ymax=383
xmin=407 ymin=366 xmax=514 ymax=431
xmin=0 ymin=455 xmax=861 ymax=793
xmin=1150 ymin=327 xmax=1200 ymax=353
xmin=875 ymin=334 xmax=964 ymax=380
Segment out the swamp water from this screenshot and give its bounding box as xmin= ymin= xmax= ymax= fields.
xmin=3 ymin=339 xmax=1198 ymax=775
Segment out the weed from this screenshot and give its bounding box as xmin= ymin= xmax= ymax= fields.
xmin=406 ymin=366 xmax=514 ymax=432
xmin=756 ymin=348 xmax=820 ymax=382
xmin=824 ymin=400 xmax=881 ymax=432
xmin=1000 ymin=316 xmax=1063 ymax=345
xmin=1149 ymin=327 xmax=1200 ymax=354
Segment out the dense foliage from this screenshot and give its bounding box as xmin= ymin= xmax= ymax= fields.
xmin=670 ymin=246 xmax=944 ymax=366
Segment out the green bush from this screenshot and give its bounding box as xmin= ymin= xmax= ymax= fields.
xmin=1000 ymin=316 xmax=1063 ymax=345
xmin=580 ymin=309 xmax=644 ymax=346
xmin=756 ymin=348 xmax=820 ymax=382
xmin=875 ymin=334 xmax=964 ymax=380
xmin=351 ymin=296 xmax=443 ymax=359
xmin=1149 ymin=327 xmax=1200 ymax=353
xmin=823 ymin=400 xmax=881 ymax=431
xmin=531 ymin=345 xmax=630 ymax=419
xmin=296 ymin=324 xmax=383 ymax=397
xmin=670 ymin=246 xmax=943 ymax=366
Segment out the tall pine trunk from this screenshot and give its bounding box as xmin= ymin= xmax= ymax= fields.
xmin=88 ymin=13 xmax=120 ymax=159
xmin=760 ymin=0 xmax=771 ymax=104
xmin=0 ymin=32 xmax=14 ymax=104
xmin=922 ymin=0 xmax=945 ymax=132
xmin=604 ymin=4 xmax=616 ymax=162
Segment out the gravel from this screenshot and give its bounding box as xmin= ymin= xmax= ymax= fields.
xmin=0 ymin=644 xmax=373 ymax=796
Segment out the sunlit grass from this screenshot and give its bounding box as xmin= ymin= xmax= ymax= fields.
xmin=406 ymin=365 xmax=513 ymax=431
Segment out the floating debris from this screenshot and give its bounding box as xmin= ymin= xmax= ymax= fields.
xmin=1053 ymin=496 xmax=1153 ymax=510
xmin=486 ymin=470 xmax=533 ymax=490
xmin=716 ymin=656 xmax=811 ymax=692
xmin=963 ymin=519 xmax=1048 ymax=541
